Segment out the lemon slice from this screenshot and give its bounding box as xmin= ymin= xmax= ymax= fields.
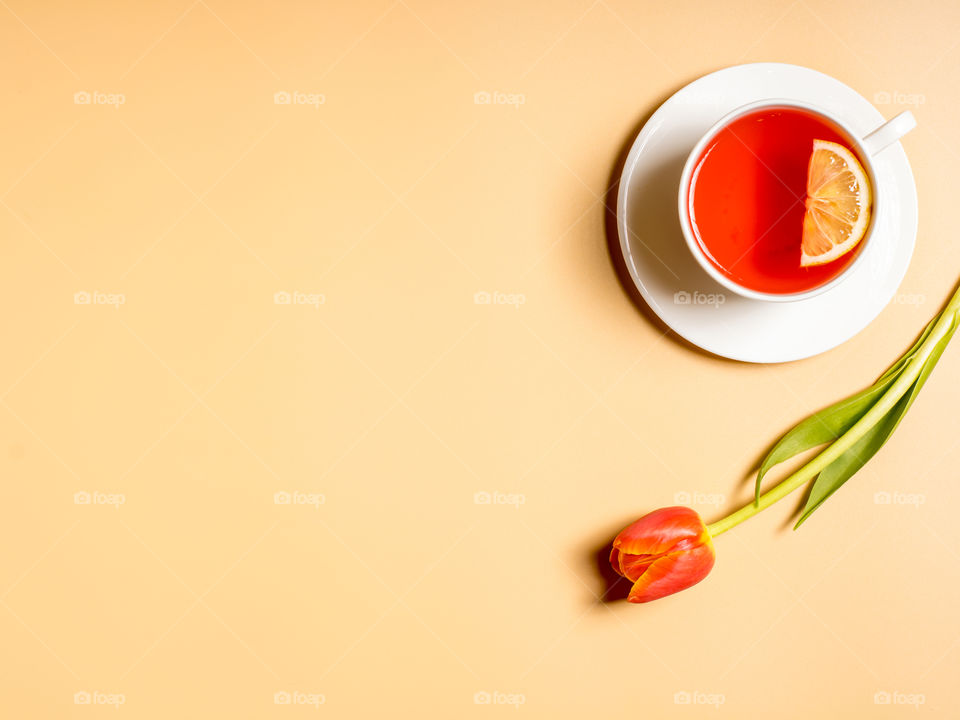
xmin=800 ymin=139 xmax=872 ymax=267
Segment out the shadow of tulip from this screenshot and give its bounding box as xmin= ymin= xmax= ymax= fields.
xmin=583 ymin=514 xmax=640 ymax=604
xmin=592 ymin=538 xmax=631 ymax=602
xmin=779 ymin=475 xmax=817 ymax=530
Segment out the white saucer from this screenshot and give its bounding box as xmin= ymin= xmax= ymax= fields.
xmin=616 ymin=63 xmax=917 ymax=363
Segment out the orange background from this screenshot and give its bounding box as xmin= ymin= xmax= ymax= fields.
xmin=2 ymin=0 xmax=960 ymax=717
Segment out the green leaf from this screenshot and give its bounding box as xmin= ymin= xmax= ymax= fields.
xmin=794 ymin=393 xmax=912 ymax=528
xmin=794 ymin=316 xmax=959 ymax=528
xmin=754 ymin=313 xmax=943 ymax=505
xmin=754 ymin=373 xmax=900 ymax=502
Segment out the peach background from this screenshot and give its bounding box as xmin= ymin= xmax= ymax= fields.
xmin=2 ymin=0 xmax=960 ymax=717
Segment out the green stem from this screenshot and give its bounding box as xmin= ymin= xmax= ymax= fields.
xmin=707 ymin=285 xmax=960 ymax=538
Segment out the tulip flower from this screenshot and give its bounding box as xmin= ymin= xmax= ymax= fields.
xmin=610 ymin=506 xmax=715 ymax=603
xmin=610 ymin=282 xmax=960 ymax=604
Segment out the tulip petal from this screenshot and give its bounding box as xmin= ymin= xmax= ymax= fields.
xmin=609 ymin=546 xmax=622 ymax=575
xmin=627 ymin=542 xmax=715 ymax=603
xmin=610 ymin=545 xmax=665 ymax=581
xmin=613 ymin=506 xmax=706 ymax=556
xmin=615 ymin=549 xmax=672 ymax=582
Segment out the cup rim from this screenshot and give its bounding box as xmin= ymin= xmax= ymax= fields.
xmin=677 ymin=98 xmax=879 ymax=303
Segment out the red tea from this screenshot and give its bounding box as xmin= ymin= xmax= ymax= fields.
xmin=687 ymin=107 xmax=865 ymax=294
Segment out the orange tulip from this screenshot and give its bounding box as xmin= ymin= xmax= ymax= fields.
xmin=610 ymin=506 xmax=716 ymax=603
xmin=602 ymin=286 xmax=960 ymax=605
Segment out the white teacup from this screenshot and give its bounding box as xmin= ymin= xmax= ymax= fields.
xmin=677 ymin=99 xmax=916 ymax=302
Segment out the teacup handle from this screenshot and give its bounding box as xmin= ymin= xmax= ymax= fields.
xmin=863 ymin=111 xmax=917 ymax=156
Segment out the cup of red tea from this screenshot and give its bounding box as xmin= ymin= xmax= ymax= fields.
xmin=678 ymin=99 xmax=915 ymax=302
